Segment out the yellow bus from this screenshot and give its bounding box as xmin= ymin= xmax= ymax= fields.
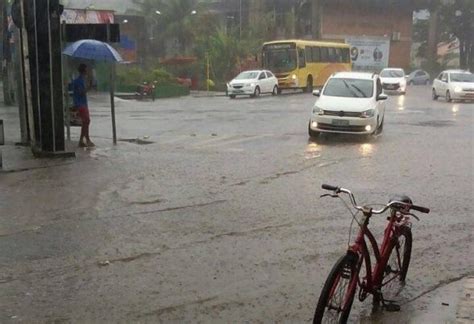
xmin=262 ymin=39 xmax=351 ymax=93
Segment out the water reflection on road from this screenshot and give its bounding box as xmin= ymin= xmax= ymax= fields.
xmin=359 ymin=143 xmax=374 ymax=157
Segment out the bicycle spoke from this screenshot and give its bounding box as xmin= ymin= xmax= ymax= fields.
xmin=381 ymin=235 xmax=407 ymax=299
xmin=322 ymin=263 xmax=353 ymax=323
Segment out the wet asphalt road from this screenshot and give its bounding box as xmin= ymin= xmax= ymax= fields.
xmin=0 ymin=86 xmax=473 ymax=323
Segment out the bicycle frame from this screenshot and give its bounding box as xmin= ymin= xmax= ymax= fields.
xmin=345 ymin=209 xmax=411 ymax=304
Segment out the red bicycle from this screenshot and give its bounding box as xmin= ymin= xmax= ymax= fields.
xmin=313 ymin=184 xmax=430 ymax=323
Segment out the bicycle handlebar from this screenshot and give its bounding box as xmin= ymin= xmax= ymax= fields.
xmin=410 ymin=204 xmax=430 ymax=214
xmin=321 ymin=184 xmax=340 ymax=191
xmin=321 ymin=184 xmax=430 ymax=215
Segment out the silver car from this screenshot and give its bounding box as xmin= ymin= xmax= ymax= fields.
xmin=227 ymin=70 xmax=279 ymax=98
xmin=406 ymin=69 xmax=431 ymax=85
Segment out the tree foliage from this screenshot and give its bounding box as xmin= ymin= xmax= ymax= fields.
xmin=414 ymin=0 xmax=473 ymax=70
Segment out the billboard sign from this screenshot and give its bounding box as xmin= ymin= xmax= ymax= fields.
xmin=345 ymin=37 xmax=390 ymax=72
xmin=61 ymin=9 xmax=114 ymax=24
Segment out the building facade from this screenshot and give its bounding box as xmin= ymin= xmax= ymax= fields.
xmin=246 ymin=0 xmax=414 ymax=71
xmin=320 ymin=0 xmax=413 ymax=70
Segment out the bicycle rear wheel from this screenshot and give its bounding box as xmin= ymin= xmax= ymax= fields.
xmin=380 ymin=226 xmax=412 ymax=300
xmin=313 ymin=253 xmax=358 ymax=324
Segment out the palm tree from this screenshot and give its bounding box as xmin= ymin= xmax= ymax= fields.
xmin=132 ymin=0 xmax=201 ymax=56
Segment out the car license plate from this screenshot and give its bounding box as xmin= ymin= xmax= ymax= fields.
xmin=234 ymin=90 xmax=244 ymax=93
xmin=332 ymin=119 xmax=349 ymax=126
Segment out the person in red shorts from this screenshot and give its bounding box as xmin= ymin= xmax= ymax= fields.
xmin=73 ymin=64 xmax=95 ymax=147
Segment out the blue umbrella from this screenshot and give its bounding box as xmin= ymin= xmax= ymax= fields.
xmin=63 ymin=39 xmax=123 ymax=62
xmin=63 ymin=39 xmax=122 ymax=144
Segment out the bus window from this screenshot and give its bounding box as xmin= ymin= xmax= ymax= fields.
xmin=328 ymin=47 xmax=336 ymax=62
xmin=341 ymin=48 xmax=350 ymax=63
xmin=320 ymin=47 xmax=329 ymax=62
xmin=334 ymin=48 xmax=341 ymax=62
xmin=312 ymin=47 xmax=321 ymax=62
xmin=298 ymin=48 xmax=306 ymax=68
xmin=305 ymin=47 xmax=312 ymax=62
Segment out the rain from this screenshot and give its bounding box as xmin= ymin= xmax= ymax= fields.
xmin=0 ymin=0 xmax=473 ymax=323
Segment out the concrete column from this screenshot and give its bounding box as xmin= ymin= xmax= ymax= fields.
xmin=2 ymin=0 xmax=14 ymax=106
xmin=22 ymin=0 xmax=67 ymax=155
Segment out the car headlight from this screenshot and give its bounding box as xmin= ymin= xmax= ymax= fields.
xmin=291 ymin=74 xmax=297 ymax=80
xmin=312 ymin=106 xmax=324 ymax=115
xmin=454 ymin=86 xmax=462 ymax=93
xmin=361 ymin=109 xmax=375 ymax=118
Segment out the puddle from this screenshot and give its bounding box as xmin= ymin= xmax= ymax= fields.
xmin=304 ymin=142 xmax=321 ymax=159
xmin=119 ymin=138 xmax=155 ymax=145
xmin=415 ymin=120 xmax=454 ymax=128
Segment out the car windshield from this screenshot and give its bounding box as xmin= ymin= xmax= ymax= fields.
xmin=263 ymin=48 xmax=297 ymax=73
xmin=380 ymin=70 xmax=404 ymax=77
xmin=323 ymin=78 xmax=374 ymax=98
xmin=234 ymin=71 xmax=259 ymax=80
xmin=450 ymin=73 xmax=474 ymax=82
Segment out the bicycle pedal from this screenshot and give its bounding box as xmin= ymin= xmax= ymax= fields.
xmin=383 ymin=303 xmax=401 ymax=312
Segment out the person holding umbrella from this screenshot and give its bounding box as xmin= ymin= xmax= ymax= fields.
xmin=64 ymin=39 xmax=123 ymax=145
xmin=73 ymin=63 xmax=95 ymax=147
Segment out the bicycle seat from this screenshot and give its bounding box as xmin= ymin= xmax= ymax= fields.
xmin=389 ymin=195 xmax=412 ymax=205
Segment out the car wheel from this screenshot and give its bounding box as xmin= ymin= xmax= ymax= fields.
xmin=229 ymin=94 xmax=236 ymax=99
xmin=446 ymin=90 xmax=452 ymax=102
xmin=432 ymin=88 xmax=438 ymax=100
xmin=272 ymin=85 xmax=278 ymax=96
xmin=377 ymin=117 xmax=384 ymax=134
xmin=308 ymin=122 xmax=320 ymax=139
xmin=303 ymin=76 xmax=313 ymax=93
xmin=251 ymin=86 xmax=260 ymax=98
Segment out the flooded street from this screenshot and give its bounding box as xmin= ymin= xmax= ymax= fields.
xmin=1 ymin=86 xmax=473 ymax=322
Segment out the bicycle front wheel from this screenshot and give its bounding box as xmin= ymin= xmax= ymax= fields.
xmin=313 ymin=253 xmax=359 ymax=324
xmin=380 ymin=226 xmax=412 ymax=299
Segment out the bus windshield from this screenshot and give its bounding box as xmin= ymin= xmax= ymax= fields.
xmin=263 ymin=48 xmax=297 ymax=73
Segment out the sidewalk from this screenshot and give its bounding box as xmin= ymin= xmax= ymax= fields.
xmin=456 ymin=276 xmax=474 ymax=323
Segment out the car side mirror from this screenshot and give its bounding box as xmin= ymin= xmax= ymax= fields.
xmin=312 ymin=89 xmax=321 ymax=97
xmin=377 ymin=93 xmax=388 ymax=101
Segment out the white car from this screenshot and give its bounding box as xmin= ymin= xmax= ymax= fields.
xmin=227 ymin=70 xmax=279 ymax=98
xmin=432 ymin=70 xmax=474 ymax=102
xmin=308 ymin=72 xmax=387 ymax=138
xmin=380 ymin=68 xmax=407 ymax=94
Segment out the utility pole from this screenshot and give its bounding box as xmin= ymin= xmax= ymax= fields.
xmin=427 ymin=4 xmax=440 ymax=71
xmin=312 ymin=0 xmax=322 ymax=39
xmin=239 ymin=0 xmax=242 ymax=40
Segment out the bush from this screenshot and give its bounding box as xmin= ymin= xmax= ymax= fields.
xmin=116 ymin=65 xmax=179 ymax=91
xmin=148 ymin=68 xmax=175 ymax=84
